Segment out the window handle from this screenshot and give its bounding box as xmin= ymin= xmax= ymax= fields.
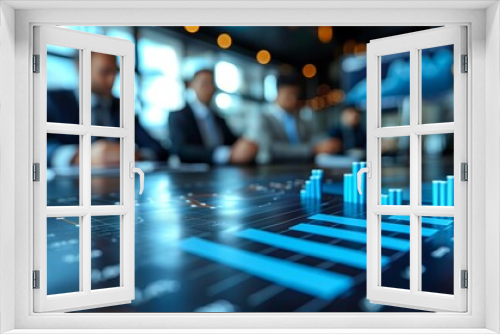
xmin=357 ymin=162 xmax=371 ymax=195
xmin=129 ymin=162 xmax=144 ymax=195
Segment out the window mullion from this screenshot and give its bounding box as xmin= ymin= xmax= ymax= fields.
xmin=409 ymin=47 xmax=420 ymax=294
xmin=82 ymin=48 xmax=92 ymax=294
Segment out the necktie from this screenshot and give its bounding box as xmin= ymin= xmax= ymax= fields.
xmin=284 ymin=113 xmax=300 ymax=145
xmin=202 ymin=111 xmax=223 ymax=149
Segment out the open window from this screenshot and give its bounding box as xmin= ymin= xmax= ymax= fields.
xmin=365 ymin=26 xmax=467 ymax=312
xmin=33 ymin=26 xmax=139 ymax=312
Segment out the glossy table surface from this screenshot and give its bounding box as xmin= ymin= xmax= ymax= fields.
xmin=45 ymin=163 xmax=454 ymax=312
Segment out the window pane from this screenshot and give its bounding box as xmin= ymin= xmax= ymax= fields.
xmin=421 ymin=45 xmax=454 ymax=124
xmin=91 ymin=215 xmax=121 ymax=290
xmin=47 ymin=216 xmax=80 ymax=295
xmin=380 ymin=52 xmax=410 ymax=127
xmin=91 ymin=52 xmax=121 ymax=127
xmin=381 ymin=137 xmax=410 ymax=205
xmin=91 ymin=136 xmax=121 ymax=205
xmin=421 ymin=216 xmax=454 ymax=295
xmin=47 ymin=45 xmax=80 ymax=124
xmin=47 ymin=134 xmax=80 ymax=206
xmin=380 ymin=215 xmax=410 ymax=290
xmin=421 ymin=133 xmax=454 ymax=206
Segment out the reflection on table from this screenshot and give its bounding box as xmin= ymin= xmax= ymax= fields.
xmin=46 ymin=162 xmax=454 ymax=312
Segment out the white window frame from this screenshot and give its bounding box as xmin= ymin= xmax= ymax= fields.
xmin=366 ymin=26 xmax=467 ymax=312
xmin=33 ymin=25 xmax=136 ymax=313
xmin=1 ymin=2 xmax=499 ymax=333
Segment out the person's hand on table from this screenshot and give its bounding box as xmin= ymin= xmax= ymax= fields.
xmin=230 ymin=138 xmax=259 ymax=164
xmin=313 ymin=138 xmax=342 ymax=155
xmin=71 ymin=140 xmax=121 ymax=167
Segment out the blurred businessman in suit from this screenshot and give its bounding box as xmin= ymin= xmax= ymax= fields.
xmin=47 ymin=52 xmax=169 ymax=167
xmin=168 ymin=69 xmax=258 ymax=165
xmin=329 ymin=105 xmax=366 ymax=155
xmin=248 ymin=73 xmax=341 ymax=163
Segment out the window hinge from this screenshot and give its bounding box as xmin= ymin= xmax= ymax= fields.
xmin=33 ymin=54 xmax=40 ymax=73
xmin=461 ymin=270 xmax=468 ymax=289
xmin=461 ymin=54 xmax=468 ymax=73
xmin=33 ymin=270 xmax=40 ymax=289
xmin=33 ymin=163 xmax=40 ymax=182
xmin=461 ymin=162 xmax=468 ymax=181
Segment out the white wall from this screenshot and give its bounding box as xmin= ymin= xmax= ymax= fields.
xmin=0 ymin=1 xmax=16 ymax=332
xmin=485 ymin=2 xmax=500 ymax=333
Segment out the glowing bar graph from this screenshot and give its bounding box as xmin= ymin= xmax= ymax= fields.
xmin=388 ymin=189 xmax=396 ymax=205
xmin=381 ymin=194 xmax=388 ymax=205
xmin=180 ymin=237 xmax=354 ymax=299
xmin=351 ymin=162 xmax=360 ymax=204
xmin=431 ymin=175 xmax=454 ymax=206
xmin=447 ymin=175 xmax=454 ymax=206
xmin=359 ymin=162 xmax=367 ymax=204
xmin=301 ymin=169 xmax=324 ymax=200
xmin=343 ymin=162 xmax=367 ymax=204
xmin=343 ymin=174 xmax=353 ymax=203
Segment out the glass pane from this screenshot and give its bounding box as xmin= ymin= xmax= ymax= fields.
xmin=381 ymin=137 xmax=409 ymax=205
xmin=47 ymin=216 xmax=80 ymax=295
xmin=91 ymin=52 xmax=121 ymax=127
xmin=47 ymin=134 xmax=80 ymax=206
xmin=380 ymin=215 xmax=410 ymax=290
xmin=91 ymin=215 xmax=121 ymax=290
xmin=91 ymin=136 xmax=121 ymax=205
xmin=380 ymin=52 xmax=410 ymax=127
xmin=421 ymin=216 xmax=454 ymax=295
xmin=421 ymin=45 xmax=454 ymax=124
xmin=47 ymin=45 xmax=80 ymax=124
xmin=421 ymin=134 xmax=454 ymax=206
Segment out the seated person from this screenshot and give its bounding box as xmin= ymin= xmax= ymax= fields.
xmin=329 ymin=105 xmax=366 ymax=155
xmin=248 ymin=73 xmax=341 ymax=163
xmin=168 ymin=69 xmax=258 ymax=165
xmin=47 ymin=52 xmax=169 ymax=167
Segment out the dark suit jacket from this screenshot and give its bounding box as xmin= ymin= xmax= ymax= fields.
xmin=330 ymin=124 xmax=366 ymax=153
xmin=47 ymin=89 xmax=169 ymax=166
xmin=168 ymin=104 xmax=237 ymax=164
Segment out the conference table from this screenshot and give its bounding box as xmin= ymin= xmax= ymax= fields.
xmin=46 ymin=162 xmax=454 ymax=312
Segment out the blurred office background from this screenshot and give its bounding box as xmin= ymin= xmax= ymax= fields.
xmin=44 ymin=26 xmax=458 ymax=312
xmin=48 ymin=26 xmax=453 ymax=160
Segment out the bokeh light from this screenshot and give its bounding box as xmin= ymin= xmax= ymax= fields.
xmin=318 ymin=26 xmax=333 ymax=44
xmin=256 ymin=50 xmax=271 ymax=65
xmin=184 ymin=26 xmax=200 ymax=33
xmin=302 ymin=64 xmax=317 ymax=78
xmin=217 ymin=33 xmax=232 ymax=49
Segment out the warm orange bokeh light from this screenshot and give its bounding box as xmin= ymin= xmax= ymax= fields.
xmin=184 ymin=26 xmax=200 ymax=33
xmin=302 ymin=64 xmax=317 ymax=78
xmin=256 ymin=50 xmax=271 ymax=64
xmin=318 ymin=26 xmax=333 ymax=44
xmin=217 ymin=33 xmax=232 ymax=49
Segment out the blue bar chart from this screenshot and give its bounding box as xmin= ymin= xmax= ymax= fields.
xmin=301 ymin=169 xmax=324 ymax=200
xmin=431 ymin=175 xmax=454 ymax=206
xmin=343 ymin=162 xmax=367 ymax=204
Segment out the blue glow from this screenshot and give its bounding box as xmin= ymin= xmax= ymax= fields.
xmin=360 ymin=162 xmax=367 ymax=204
xmin=432 ymin=180 xmax=440 ymax=206
xmin=381 ymin=194 xmax=388 ymax=205
xmin=180 ymin=237 xmax=354 ymax=300
xmin=447 ymin=175 xmax=454 ymax=206
xmin=237 ymin=228 xmax=388 ymax=269
xmin=307 ymin=214 xmax=438 ymax=237
xmin=290 ymin=223 xmax=410 ymax=252
xmin=351 ymin=162 xmax=360 ymax=204
xmin=387 ymin=215 xmax=453 ymax=227
xmin=438 ymin=181 xmax=446 ymax=206
xmin=388 ymin=189 xmax=396 ymax=205
xmin=344 ymin=174 xmax=353 ymax=202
